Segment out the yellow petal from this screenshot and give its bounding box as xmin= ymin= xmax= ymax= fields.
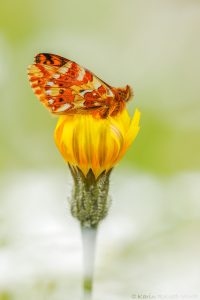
xmin=54 ymin=109 xmax=141 ymax=178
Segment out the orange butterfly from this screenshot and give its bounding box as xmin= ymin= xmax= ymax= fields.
xmin=27 ymin=53 xmax=132 ymax=118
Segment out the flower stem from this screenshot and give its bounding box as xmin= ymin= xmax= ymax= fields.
xmin=81 ymin=225 xmax=97 ymax=300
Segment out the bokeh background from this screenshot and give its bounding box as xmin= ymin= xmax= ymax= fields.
xmin=1 ymin=0 xmax=200 ymax=299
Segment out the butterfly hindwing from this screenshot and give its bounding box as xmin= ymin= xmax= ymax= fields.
xmin=42 ymin=60 xmax=115 ymax=114
xmin=27 ymin=63 xmax=59 ymax=103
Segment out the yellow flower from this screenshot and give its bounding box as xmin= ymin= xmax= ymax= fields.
xmin=54 ymin=109 xmax=140 ymax=178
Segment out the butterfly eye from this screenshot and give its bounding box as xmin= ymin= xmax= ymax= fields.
xmin=59 ymin=89 xmax=64 ymax=94
xmin=59 ymin=98 xmax=64 ymax=102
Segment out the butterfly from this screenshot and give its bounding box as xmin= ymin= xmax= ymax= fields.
xmin=27 ymin=53 xmax=133 ymax=118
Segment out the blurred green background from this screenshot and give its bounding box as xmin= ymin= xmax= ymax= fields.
xmin=1 ymin=1 xmax=200 ymax=299
xmin=1 ymin=0 xmax=200 ymax=175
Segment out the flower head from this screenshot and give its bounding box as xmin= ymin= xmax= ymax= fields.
xmin=54 ymin=109 xmax=140 ymax=178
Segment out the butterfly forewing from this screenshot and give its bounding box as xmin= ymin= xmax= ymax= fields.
xmin=35 ymin=53 xmax=69 ymax=67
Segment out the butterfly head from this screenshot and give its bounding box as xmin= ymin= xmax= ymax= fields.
xmin=117 ymin=85 xmax=133 ymax=102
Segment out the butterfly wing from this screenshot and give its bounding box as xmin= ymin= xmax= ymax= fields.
xmin=35 ymin=53 xmax=69 ymax=67
xmin=28 ymin=53 xmax=115 ymax=115
xmin=28 ymin=61 xmax=61 ymax=111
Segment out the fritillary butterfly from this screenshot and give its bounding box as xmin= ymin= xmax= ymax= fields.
xmin=27 ymin=53 xmax=132 ymax=118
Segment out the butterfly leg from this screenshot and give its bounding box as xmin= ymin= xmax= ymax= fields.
xmin=99 ymin=107 xmax=110 ymax=119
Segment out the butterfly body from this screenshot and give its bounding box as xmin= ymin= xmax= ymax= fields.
xmin=28 ymin=53 xmax=132 ymax=118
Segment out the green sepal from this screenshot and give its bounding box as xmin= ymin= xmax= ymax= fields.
xmin=69 ymin=165 xmax=112 ymax=227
